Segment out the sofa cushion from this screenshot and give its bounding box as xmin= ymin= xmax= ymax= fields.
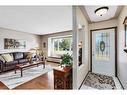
xmin=19 ymin=59 xmax=29 ymax=64
xmin=0 ymin=55 xmax=5 ymax=63
xmin=5 ymin=60 xmax=18 ymax=66
xmin=13 ymin=52 xmax=24 ymax=60
xmin=2 ymin=54 xmax=13 ymax=62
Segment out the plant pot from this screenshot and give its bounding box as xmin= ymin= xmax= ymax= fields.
xmin=63 ymin=65 xmax=71 ymax=69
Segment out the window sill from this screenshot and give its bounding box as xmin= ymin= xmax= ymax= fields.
xmin=48 ymin=56 xmax=61 ymax=59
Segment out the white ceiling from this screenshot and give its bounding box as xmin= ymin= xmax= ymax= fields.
xmin=85 ymin=6 xmax=118 ymax=22
xmin=0 ymin=6 xmax=72 ymax=35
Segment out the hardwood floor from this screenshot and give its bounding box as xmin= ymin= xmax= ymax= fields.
xmin=0 ymin=81 xmax=8 ymax=89
xmin=14 ymin=70 xmax=54 ymax=89
xmin=0 ymin=62 xmax=58 ymax=90
xmin=0 ymin=70 xmax=54 ymax=90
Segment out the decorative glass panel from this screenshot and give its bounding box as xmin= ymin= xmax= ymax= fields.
xmin=95 ymin=32 xmax=110 ymax=61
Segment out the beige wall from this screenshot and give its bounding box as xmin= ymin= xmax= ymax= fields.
xmin=41 ymin=30 xmax=72 ymax=57
xmin=117 ymin=6 xmax=127 ymax=89
xmin=0 ymin=27 xmax=41 ymax=53
xmin=76 ymin=7 xmax=89 ymax=88
xmin=89 ymin=19 xmax=117 ymax=30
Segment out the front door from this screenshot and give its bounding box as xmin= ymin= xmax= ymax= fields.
xmin=91 ymin=28 xmax=116 ymax=76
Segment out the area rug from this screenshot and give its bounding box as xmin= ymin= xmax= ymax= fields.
xmin=0 ymin=65 xmax=52 ymax=89
xmin=84 ymin=72 xmax=116 ymax=90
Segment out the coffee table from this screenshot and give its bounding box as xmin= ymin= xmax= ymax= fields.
xmin=15 ymin=61 xmax=45 ymax=77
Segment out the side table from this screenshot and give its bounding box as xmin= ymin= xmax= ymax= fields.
xmin=53 ymin=66 xmax=72 ymax=89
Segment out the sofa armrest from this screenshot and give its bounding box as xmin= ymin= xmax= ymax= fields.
xmin=0 ymin=60 xmax=3 ymax=72
xmin=0 ymin=60 xmax=3 ymax=63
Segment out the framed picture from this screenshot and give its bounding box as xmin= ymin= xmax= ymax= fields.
xmin=43 ymin=42 xmax=46 ymax=48
xmin=4 ymin=38 xmax=26 ymax=49
xmin=123 ymin=17 xmax=127 ymax=47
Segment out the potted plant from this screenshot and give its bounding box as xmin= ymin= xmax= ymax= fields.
xmin=60 ymin=53 xmax=73 ymax=68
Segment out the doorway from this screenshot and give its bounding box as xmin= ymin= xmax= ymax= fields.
xmin=90 ymin=27 xmax=117 ymax=76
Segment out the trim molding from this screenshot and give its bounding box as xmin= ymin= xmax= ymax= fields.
xmin=78 ymin=71 xmax=90 ymax=89
xmin=47 ymin=60 xmax=60 ymax=64
xmin=90 ymin=26 xmax=117 ymax=31
xmin=117 ymin=76 xmax=124 ymax=89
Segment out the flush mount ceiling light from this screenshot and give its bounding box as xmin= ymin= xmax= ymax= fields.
xmin=95 ymin=7 xmax=109 ymax=16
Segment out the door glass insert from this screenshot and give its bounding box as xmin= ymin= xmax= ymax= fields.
xmin=95 ymin=32 xmax=110 ymax=61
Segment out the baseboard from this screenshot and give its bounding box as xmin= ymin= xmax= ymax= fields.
xmin=117 ymin=76 xmax=124 ymax=89
xmin=78 ymin=71 xmax=90 ymax=90
xmin=47 ymin=60 xmax=60 ymax=64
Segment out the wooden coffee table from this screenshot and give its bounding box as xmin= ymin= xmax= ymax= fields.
xmin=15 ymin=61 xmax=45 ymax=77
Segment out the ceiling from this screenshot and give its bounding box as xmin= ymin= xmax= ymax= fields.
xmin=83 ymin=6 xmax=122 ymax=23
xmin=0 ymin=6 xmax=72 ymax=35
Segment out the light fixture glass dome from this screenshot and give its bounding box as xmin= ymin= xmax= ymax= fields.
xmin=95 ymin=7 xmax=109 ymax=16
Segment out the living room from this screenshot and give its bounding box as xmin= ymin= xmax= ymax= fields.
xmin=0 ymin=6 xmax=73 ymax=89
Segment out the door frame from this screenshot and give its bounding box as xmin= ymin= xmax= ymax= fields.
xmin=90 ymin=27 xmax=117 ymax=77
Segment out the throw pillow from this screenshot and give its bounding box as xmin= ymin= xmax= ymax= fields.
xmin=0 ymin=55 xmax=5 ymax=63
xmin=2 ymin=54 xmax=14 ymax=62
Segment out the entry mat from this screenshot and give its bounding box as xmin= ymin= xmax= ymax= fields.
xmin=83 ymin=72 xmax=116 ymax=90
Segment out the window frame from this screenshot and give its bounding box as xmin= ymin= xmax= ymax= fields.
xmin=49 ymin=35 xmax=72 ymax=57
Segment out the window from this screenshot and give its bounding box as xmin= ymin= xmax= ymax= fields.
xmin=49 ymin=36 xmax=72 ymax=57
xmin=95 ymin=32 xmax=110 ymax=61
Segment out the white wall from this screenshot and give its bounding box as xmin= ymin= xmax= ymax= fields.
xmin=0 ymin=27 xmax=41 ymax=53
xmin=76 ymin=7 xmax=89 ymax=88
xmin=117 ymin=6 xmax=127 ymax=89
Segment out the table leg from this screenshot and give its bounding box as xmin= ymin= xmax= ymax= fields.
xmin=43 ymin=63 xmax=45 ymax=69
xmin=15 ymin=64 xmax=16 ymax=74
xmin=15 ymin=66 xmax=17 ymax=74
xmin=21 ymin=69 xmax=23 ymax=77
xmin=15 ymin=69 xmax=16 ymax=74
